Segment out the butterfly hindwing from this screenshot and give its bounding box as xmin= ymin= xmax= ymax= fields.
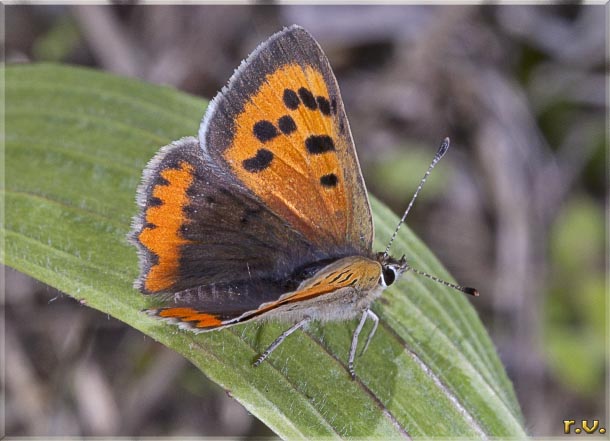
xmin=200 ymin=25 xmax=373 ymax=255
xmin=130 ymin=136 xmax=328 ymax=295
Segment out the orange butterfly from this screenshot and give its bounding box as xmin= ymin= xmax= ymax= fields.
xmin=130 ymin=25 xmax=477 ymax=379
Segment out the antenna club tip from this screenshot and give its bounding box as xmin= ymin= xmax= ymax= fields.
xmin=436 ymin=137 xmax=450 ymax=159
xmin=464 ymin=287 xmax=479 ymax=297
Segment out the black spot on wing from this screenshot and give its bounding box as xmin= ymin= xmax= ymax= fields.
xmin=330 ymin=269 xmax=350 ymax=283
xmin=278 ymin=115 xmax=297 ymax=135
xmin=283 ymin=89 xmax=300 ymax=110
xmin=298 ymin=87 xmax=317 ymax=110
xmin=240 ymin=207 xmax=262 ymax=225
xmin=149 ymin=197 xmax=162 ymax=207
xmin=305 ymin=135 xmax=335 ymax=154
xmin=320 ymin=173 xmax=338 ymax=188
xmin=316 ymin=96 xmax=331 ymax=115
xmin=253 ymin=120 xmax=279 ymax=142
xmin=243 ymin=148 xmax=274 ymax=172
xmin=156 ymin=176 xmax=170 ymax=186
xmin=337 ymin=272 xmax=353 ymax=284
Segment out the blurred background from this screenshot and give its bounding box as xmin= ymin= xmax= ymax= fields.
xmin=4 ymin=4 xmax=607 ymax=437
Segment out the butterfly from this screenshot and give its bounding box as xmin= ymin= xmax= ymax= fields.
xmin=129 ymin=25 xmax=477 ymax=379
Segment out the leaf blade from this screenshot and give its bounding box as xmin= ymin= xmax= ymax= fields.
xmin=3 ymin=63 xmax=525 ymax=438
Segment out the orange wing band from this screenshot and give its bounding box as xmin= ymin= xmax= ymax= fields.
xmin=139 ymin=161 xmax=194 ymax=292
xmin=157 ymin=307 xmax=223 ymax=329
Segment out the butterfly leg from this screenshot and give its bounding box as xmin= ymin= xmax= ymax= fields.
xmin=253 ymin=317 xmax=311 ymax=367
xmin=360 ymin=309 xmax=379 ymax=357
xmin=348 ymin=310 xmax=370 ymax=380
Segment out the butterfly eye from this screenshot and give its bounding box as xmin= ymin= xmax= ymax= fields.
xmin=380 ymin=266 xmax=397 ymax=287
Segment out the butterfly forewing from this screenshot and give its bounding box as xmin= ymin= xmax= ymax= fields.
xmin=201 ymin=25 xmax=373 ymax=255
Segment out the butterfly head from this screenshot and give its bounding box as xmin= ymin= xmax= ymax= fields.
xmin=375 ymin=253 xmax=409 ymax=288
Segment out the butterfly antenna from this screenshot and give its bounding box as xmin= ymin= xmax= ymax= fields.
xmin=383 ymin=137 xmax=451 ymax=258
xmin=406 ymin=263 xmax=479 ymax=296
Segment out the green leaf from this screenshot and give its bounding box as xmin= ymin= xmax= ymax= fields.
xmin=3 ymin=63 xmax=525 ymax=438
